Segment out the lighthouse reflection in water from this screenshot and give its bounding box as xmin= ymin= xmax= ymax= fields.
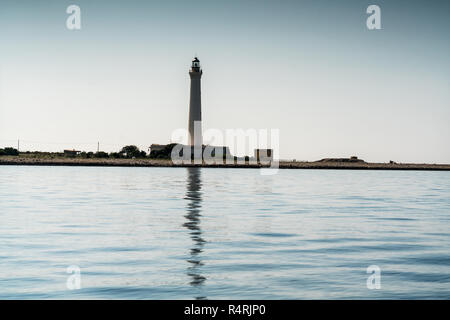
xmin=183 ymin=167 xmax=206 ymax=299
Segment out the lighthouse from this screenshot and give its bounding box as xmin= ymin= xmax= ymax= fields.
xmin=188 ymin=57 xmax=203 ymax=147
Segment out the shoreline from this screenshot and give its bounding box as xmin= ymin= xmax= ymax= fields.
xmin=1 ymin=157 xmax=450 ymax=171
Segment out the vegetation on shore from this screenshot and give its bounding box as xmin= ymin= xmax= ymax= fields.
xmin=0 ymin=144 xmax=242 ymax=163
xmin=0 ymin=145 xmax=149 ymax=159
xmin=0 ymin=147 xmax=19 ymax=156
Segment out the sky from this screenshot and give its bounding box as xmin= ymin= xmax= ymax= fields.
xmin=0 ymin=0 xmax=449 ymax=162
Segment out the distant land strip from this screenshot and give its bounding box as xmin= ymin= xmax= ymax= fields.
xmin=1 ymin=157 xmax=450 ymax=171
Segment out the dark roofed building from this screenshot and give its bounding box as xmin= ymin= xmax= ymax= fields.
xmin=64 ymin=149 xmax=81 ymax=157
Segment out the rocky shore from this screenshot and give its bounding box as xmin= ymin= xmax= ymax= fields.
xmin=1 ymin=156 xmax=449 ymax=170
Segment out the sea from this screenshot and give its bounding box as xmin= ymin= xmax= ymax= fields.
xmin=0 ymin=166 xmax=449 ymax=299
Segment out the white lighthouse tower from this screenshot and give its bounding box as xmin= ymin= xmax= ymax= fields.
xmin=188 ymin=57 xmax=203 ymax=147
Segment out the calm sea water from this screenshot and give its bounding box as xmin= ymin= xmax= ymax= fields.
xmin=0 ymin=166 xmax=449 ymax=299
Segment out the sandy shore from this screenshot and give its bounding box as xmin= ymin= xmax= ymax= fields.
xmin=1 ymin=156 xmax=450 ymax=170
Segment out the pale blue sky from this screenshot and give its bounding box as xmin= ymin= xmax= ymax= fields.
xmin=0 ymin=0 xmax=449 ymax=162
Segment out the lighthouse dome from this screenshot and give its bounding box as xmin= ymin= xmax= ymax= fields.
xmin=192 ymin=57 xmax=200 ymax=69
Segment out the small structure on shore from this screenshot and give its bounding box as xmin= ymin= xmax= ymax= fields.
xmin=63 ymin=149 xmax=81 ymax=157
xmin=317 ymin=156 xmax=365 ymax=163
xmin=149 ymin=144 xmax=167 ymax=153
